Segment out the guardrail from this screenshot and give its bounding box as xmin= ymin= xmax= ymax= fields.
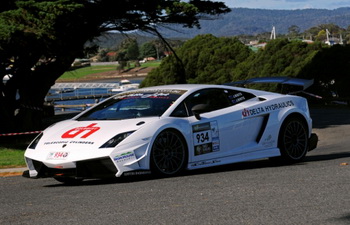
xmin=46 ymin=92 xmax=115 ymax=102
xmin=51 ymin=82 xmax=120 ymax=89
xmin=0 ymin=131 xmax=42 ymax=136
xmin=55 ymin=104 xmax=96 ymax=111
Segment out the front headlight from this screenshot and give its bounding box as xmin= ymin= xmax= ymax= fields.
xmin=28 ymin=133 xmax=43 ymax=149
xmin=99 ymin=131 xmax=135 ymax=148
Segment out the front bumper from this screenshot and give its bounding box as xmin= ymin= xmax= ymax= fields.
xmin=24 ymin=157 xmax=118 ymax=179
xmin=308 ymin=133 xmax=318 ymax=152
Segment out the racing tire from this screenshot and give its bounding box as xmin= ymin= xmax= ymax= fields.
xmin=54 ymin=177 xmax=83 ymax=185
xmin=150 ymin=129 xmax=188 ymax=176
xmin=278 ymin=117 xmax=308 ymax=163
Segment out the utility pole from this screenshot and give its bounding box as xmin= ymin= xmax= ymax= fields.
xmin=270 ymin=26 xmax=276 ymax=40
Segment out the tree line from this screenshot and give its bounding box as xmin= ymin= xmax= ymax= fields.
xmin=93 ymin=22 xmax=350 ymax=69
xmin=0 ymin=0 xmax=230 ymax=133
xmin=96 ymin=37 xmax=183 ymax=62
xmin=141 ymin=34 xmax=350 ymax=99
xmin=236 ymin=23 xmax=350 ymax=44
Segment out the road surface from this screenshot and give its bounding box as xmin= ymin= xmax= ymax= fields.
xmin=1 ymin=107 xmax=349 ymax=225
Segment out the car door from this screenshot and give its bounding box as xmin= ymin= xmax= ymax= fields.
xmin=175 ymin=88 xmax=265 ymax=161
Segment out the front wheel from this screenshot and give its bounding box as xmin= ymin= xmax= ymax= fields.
xmin=150 ymin=130 xmax=188 ymax=176
xmin=278 ymin=117 xmax=308 ymax=163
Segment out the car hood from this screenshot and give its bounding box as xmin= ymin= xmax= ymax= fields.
xmin=36 ymin=117 xmax=159 ymax=150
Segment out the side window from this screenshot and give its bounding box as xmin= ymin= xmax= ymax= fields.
xmin=207 ymin=89 xmax=232 ymax=111
xmin=170 ymin=88 xmax=256 ymax=118
xmin=185 ymin=89 xmax=232 ymax=116
xmin=226 ymin=89 xmax=255 ymax=105
xmin=171 ymin=102 xmax=188 ymax=117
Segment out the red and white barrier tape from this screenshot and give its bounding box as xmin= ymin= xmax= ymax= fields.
xmin=0 ymin=131 xmax=42 ymax=136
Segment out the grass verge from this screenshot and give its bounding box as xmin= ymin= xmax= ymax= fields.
xmin=0 ymin=136 xmax=32 ymax=169
xmin=0 ymin=147 xmax=26 ymax=168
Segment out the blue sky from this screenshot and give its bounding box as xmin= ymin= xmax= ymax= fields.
xmin=222 ymin=0 xmax=350 ymax=10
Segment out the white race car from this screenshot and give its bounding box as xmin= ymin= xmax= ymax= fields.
xmin=24 ymin=84 xmax=318 ymax=183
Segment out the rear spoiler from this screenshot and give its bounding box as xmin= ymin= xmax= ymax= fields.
xmin=225 ymin=76 xmax=314 ymax=91
xmin=224 ymin=76 xmax=322 ymax=99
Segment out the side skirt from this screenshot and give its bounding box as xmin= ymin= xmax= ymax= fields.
xmin=187 ymin=148 xmax=280 ymax=170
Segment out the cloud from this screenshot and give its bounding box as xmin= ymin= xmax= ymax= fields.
xmin=285 ymin=0 xmax=309 ymax=2
xmin=331 ymin=1 xmax=350 ymax=7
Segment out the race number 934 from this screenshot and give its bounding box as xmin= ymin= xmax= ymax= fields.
xmin=193 ymin=131 xmax=212 ymax=145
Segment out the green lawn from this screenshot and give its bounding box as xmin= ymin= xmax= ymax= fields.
xmin=59 ymin=61 xmax=160 ymax=80
xmin=138 ymin=61 xmax=161 ymax=67
xmin=0 ymin=147 xmax=26 ymax=168
xmin=59 ymin=64 xmax=117 ymax=80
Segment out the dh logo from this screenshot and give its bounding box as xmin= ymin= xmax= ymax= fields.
xmin=61 ymin=123 xmax=100 ymax=139
xmin=242 ymin=108 xmax=250 ymax=117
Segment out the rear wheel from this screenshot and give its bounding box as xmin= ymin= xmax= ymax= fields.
xmin=150 ymin=130 xmax=188 ymax=176
xmin=278 ymin=117 xmax=308 ymax=163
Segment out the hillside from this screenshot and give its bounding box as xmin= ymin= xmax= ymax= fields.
xmin=93 ymin=7 xmax=350 ymax=48
xmin=156 ymin=7 xmax=350 ymax=38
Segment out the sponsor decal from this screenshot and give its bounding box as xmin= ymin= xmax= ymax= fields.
xmin=232 ymin=92 xmax=243 ymax=98
xmin=61 ymin=123 xmax=100 ymax=139
xmin=68 ymin=140 xmax=94 ymax=145
xmin=113 ymin=151 xmax=136 ymax=163
xmin=229 ymin=92 xmax=246 ymax=104
xmin=116 ymin=89 xmax=187 ymax=99
xmin=242 ymin=100 xmax=294 ymax=118
xmin=47 ymin=152 xmax=69 ymax=160
xmin=262 ymin=135 xmax=276 ymax=148
xmin=44 ymin=141 xmax=68 ymax=145
xmin=192 ymin=122 xmax=211 ymax=133
xmin=118 ymin=92 xmax=170 ymax=99
xmin=192 ymin=121 xmax=220 ymax=156
xmin=123 ymin=171 xmax=152 ymax=177
xmin=212 ymin=138 xmax=220 ymax=151
xmin=191 ymin=159 xmax=221 ymax=167
xmin=44 ymin=140 xmax=94 ymax=145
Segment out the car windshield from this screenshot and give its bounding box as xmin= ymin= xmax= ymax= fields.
xmin=77 ymin=89 xmax=186 ymax=121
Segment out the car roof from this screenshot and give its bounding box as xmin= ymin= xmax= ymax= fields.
xmin=137 ymin=84 xmax=280 ymax=97
xmin=140 ymin=84 xmax=219 ymax=91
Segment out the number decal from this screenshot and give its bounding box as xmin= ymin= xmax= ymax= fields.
xmin=192 ymin=121 xmax=220 ymax=156
xmin=194 ymin=131 xmax=211 ymax=145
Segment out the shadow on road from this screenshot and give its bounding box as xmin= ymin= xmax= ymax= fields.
xmin=305 ymin=151 xmax=350 ymax=163
xmin=42 ymin=158 xmax=307 ymax=187
xmin=310 ymin=106 xmax=350 ymax=128
xmin=335 ymin=213 xmax=350 ymax=224
xmin=42 ymin=148 xmax=350 ymax=187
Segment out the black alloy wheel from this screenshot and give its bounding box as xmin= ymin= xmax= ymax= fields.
xmin=278 ymin=117 xmax=308 ymax=163
xmin=151 ymin=130 xmax=188 ymax=176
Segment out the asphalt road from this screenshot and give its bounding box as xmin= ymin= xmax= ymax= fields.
xmin=1 ymin=107 xmax=350 ymax=225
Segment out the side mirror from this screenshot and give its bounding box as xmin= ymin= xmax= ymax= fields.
xmin=191 ymin=104 xmax=209 ymax=120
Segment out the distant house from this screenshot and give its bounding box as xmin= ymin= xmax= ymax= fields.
xmin=143 ymin=57 xmax=156 ymax=62
xmin=249 ymin=40 xmax=259 ymax=45
xmin=71 ymin=58 xmax=91 ymax=67
xmin=164 ymin=51 xmax=172 ymax=57
xmin=247 ymin=42 xmax=267 ymax=52
xmin=106 ymin=52 xmax=117 ymax=57
xmin=302 ymin=39 xmax=314 ymax=44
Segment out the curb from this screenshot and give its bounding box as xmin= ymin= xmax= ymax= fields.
xmin=0 ymin=167 xmax=27 ymax=177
